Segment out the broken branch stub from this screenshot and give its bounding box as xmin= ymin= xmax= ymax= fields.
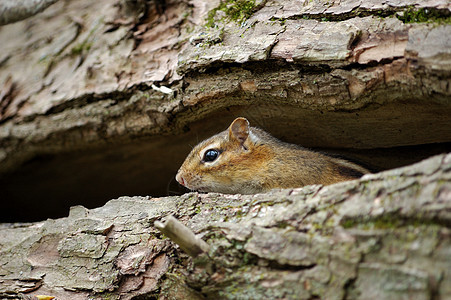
xmin=155 ymin=215 xmax=210 ymax=257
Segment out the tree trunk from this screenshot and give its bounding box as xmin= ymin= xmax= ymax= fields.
xmin=0 ymin=0 xmax=450 ymax=298
xmin=0 ymin=0 xmax=450 ymax=221
xmin=1 ymin=153 xmax=450 ymax=299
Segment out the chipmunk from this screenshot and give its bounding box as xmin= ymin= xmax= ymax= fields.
xmin=176 ymin=117 xmax=370 ymax=194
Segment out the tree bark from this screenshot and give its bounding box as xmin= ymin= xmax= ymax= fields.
xmin=0 ymin=0 xmax=59 ymax=25
xmin=0 ymin=153 xmax=450 ymax=299
xmin=0 ymin=0 xmax=450 ymax=298
xmin=0 ymin=0 xmax=450 ymax=217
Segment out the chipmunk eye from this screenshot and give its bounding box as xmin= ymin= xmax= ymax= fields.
xmin=203 ymin=149 xmax=220 ymax=162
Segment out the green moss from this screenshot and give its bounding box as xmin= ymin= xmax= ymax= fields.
xmin=70 ymin=17 xmax=103 ymax=56
xmin=206 ymin=0 xmax=257 ymax=28
xmin=276 ymin=7 xmax=451 ymax=24
xmin=341 ymin=215 xmax=401 ymax=230
xmin=70 ymin=41 xmax=92 ymax=56
xmin=341 ymin=214 xmax=444 ymax=230
xmin=242 ymin=252 xmax=253 ymax=264
xmin=97 ymin=292 xmax=118 ymax=300
xmin=341 ymin=219 xmax=356 ymax=229
xmin=397 ymin=7 xmax=451 ymax=24
xmin=373 ymin=217 xmax=402 ymax=229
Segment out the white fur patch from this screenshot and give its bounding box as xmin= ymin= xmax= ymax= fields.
xmin=248 ymin=130 xmax=259 ymax=144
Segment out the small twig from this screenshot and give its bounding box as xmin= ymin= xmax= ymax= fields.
xmin=155 ymin=215 xmax=210 ymax=257
xmin=19 ymin=294 xmax=55 ymax=300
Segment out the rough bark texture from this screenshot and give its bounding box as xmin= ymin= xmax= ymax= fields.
xmin=0 ymin=0 xmax=450 ymax=297
xmin=0 ymin=0 xmax=450 ymax=221
xmin=1 ymin=153 xmax=450 ymax=299
xmin=0 ymin=0 xmax=59 ymax=25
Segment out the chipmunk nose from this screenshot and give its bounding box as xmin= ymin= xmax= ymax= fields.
xmin=176 ymin=171 xmax=185 ymax=186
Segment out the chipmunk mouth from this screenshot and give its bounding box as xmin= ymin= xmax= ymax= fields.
xmin=176 ymin=174 xmax=198 ymax=191
xmin=175 ymin=171 xmax=211 ymax=193
xmin=176 ymin=171 xmax=191 ymax=188
xmin=176 ymin=174 xmax=185 ymax=186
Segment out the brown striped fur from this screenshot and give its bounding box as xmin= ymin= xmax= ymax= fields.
xmin=176 ymin=117 xmax=370 ymax=194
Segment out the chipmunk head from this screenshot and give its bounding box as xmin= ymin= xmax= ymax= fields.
xmin=176 ymin=117 xmax=265 ymax=194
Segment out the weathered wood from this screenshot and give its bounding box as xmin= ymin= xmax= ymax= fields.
xmin=0 ymin=153 xmax=450 ymax=299
xmin=0 ymin=0 xmax=450 ymax=298
xmin=0 ymin=0 xmax=59 ymax=25
xmin=0 ymin=0 xmax=450 ymax=222
xmin=155 ymin=215 xmax=210 ymax=257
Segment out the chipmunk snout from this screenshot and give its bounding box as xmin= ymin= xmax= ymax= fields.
xmin=176 ymin=170 xmax=185 ymax=187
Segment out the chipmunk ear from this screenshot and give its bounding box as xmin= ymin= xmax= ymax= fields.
xmin=228 ymin=117 xmax=250 ymax=145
